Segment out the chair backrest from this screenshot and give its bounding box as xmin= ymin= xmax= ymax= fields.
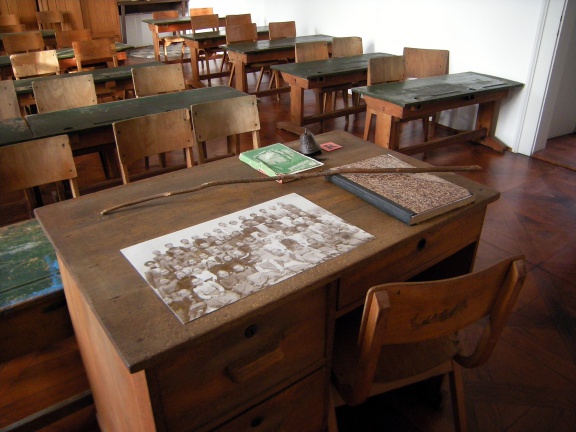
xmin=0 ymin=14 xmax=20 ymax=26
xmin=112 ymin=108 xmax=194 ymax=184
xmin=345 ymin=256 xmax=526 ymax=405
xmin=225 ymin=13 xmax=252 ymax=27
xmin=295 ymin=41 xmax=329 ymax=63
xmin=33 ymin=74 xmax=98 ymax=113
xmin=0 ymin=135 xmax=79 ymax=198
xmin=0 ymin=80 xmax=21 ymax=120
xmin=2 ymin=31 xmax=45 ymax=55
xmin=403 ymin=47 xmax=449 ymax=78
xmin=331 ymin=36 xmax=363 ymax=58
xmin=191 ymin=13 xmax=220 ymax=33
xmin=268 ymin=21 xmax=296 ymax=39
xmin=190 ymin=94 xmax=261 ymax=164
xmin=10 ymin=49 xmax=61 ymax=79
xmin=36 ymin=10 xmax=65 ymax=31
xmin=367 ymin=55 xmax=406 ymax=86
xmin=152 ymin=10 xmax=179 ymax=20
xmin=131 ymin=63 xmax=185 ymax=97
xmin=190 ymin=7 xmax=214 ymax=17
xmin=72 ymin=38 xmax=118 ymax=71
xmin=225 ymin=23 xmax=257 ymax=44
xmin=55 ymin=28 xmax=92 ymax=48
xmin=0 ymin=24 xmax=26 ymax=33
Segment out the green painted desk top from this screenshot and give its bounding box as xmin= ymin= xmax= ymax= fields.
xmin=0 ymin=219 xmax=61 ymax=312
xmin=0 ymin=118 xmax=33 ymax=147
xmin=222 ymin=34 xmax=333 ymax=54
xmin=271 ymin=53 xmax=391 ymax=79
xmin=25 ymin=86 xmax=246 ymax=138
xmin=0 ymin=42 xmax=133 ymax=68
xmin=352 ymin=72 xmax=524 ymax=109
xmin=180 ymin=26 xmax=269 ymax=42
xmin=14 ymin=61 xmax=164 ymax=95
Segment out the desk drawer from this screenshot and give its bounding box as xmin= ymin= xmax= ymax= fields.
xmin=338 ymin=209 xmax=485 ymax=311
xmin=214 ymin=368 xmax=326 ymax=432
xmin=153 ymin=287 xmax=328 ymax=432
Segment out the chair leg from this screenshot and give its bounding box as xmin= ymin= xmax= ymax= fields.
xmin=228 ymin=64 xmax=235 ymax=87
xmin=449 ymin=364 xmax=467 ymax=432
xmin=364 ymin=108 xmax=374 ymax=141
xmin=327 ymin=386 xmax=340 ymax=432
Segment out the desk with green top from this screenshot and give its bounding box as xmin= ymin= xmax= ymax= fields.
xmin=352 ymin=71 xmax=524 ymax=154
xmin=34 ymin=129 xmax=499 ymax=431
xmin=13 ymin=61 xmax=164 ymax=110
xmin=223 ymin=34 xmax=334 ymax=97
xmin=271 ymin=53 xmax=391 ymax=133
xmin=0 ymin=42 xmax=134 ymax=79
xmin=181 ymin=26 xmax=270 ymax=88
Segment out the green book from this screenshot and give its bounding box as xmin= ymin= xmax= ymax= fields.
xmin=239 ymin=143 xmax=324 ymax=182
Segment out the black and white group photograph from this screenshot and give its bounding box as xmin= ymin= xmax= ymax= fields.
xmin=122 ymin=193 xmax=374 ymax=323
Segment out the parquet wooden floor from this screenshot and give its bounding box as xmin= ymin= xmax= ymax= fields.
xmin=1 ymin=59 xmax=575 ymax=431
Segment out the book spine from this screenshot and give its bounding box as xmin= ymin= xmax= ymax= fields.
xmin=329 ymin=175 xmax=415 ymax=225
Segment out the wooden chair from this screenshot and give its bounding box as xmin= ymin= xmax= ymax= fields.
xmin=0 ymin=24 xmax=26 ymax=33
xmin=112 ymin=108 xmax=194 ymax=184
xmin=329 ymin=256 xmax=527 ymax=432
xmin=0 ymin=13 xmax=20 ymax=27
xmin=131 ymin=63 xmax=185 ymax=97
xmin=403 ymin=47 xmax=450 ymax=141
xmin=363 ymin=55 xmax=406 ymax=141
xmin=189 ymin=7 xmax=214 ymax=16
xmin=0 ymin=135 xmax=80 ymax=213
xmin=267 ymin=21 xmax=296 ymax=93
xmin=10 ymin=49 xmax=61 ymax=79
xmin=330 ymin=36 xmax=364 ymax=122
xmin=295 ymin=41 xmax=330 ymax=126
xmin=36 ymin=10 xmax=65 ymax=31
xmin=33 ymin=74 xmax=97 ymax=113
xmin=2 ymin=30 xmax=45 ymax=55
xmin=72 ymin=37 xmax=118 ymax=71
xmin=225 ymin=13 xmax=252 ymax=27
xmin=55 ymin=28 xmax=92 ymax=48
xmin=0 ymin=79 xmax=21 ymax=120
xmin=190 ymin=94 xmax=261 ymax=164
xmin=191 ymin=13 xmax=226 ymax=85
xmin=152 ymin=10 xmax=186 ymax=62
xmin=225 ymin=23 xmax=261 ymax=88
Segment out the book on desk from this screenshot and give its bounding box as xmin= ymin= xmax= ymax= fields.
xmin=239 ymin=143 xmax=324 ymax=183
xmin=328 ymin=155 xmax=475 ymax=225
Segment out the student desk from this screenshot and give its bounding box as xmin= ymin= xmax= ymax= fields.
xmin=13 ymin=61 xmax=164 ymax=110
xmin=22 ymin=86 xmax=246 ymax=178
xmin=352 ymin=72 xmax=524 ymax=154
xmin=181 ymin=26 xmax=270 ymax=88
xmin=119 ymin=0 xmax=188 ymax=43
xmin=34 ymin=129 xmax=499 ymax=432
xmin=0 ymin=117 xmax=33 ymax=147
xmin=271 ymin=53 xmax=391 ymax=133
xmin=223 ymin=34 xmax=334 ymax=97
xmin=0 ymin=42 xmax=134 ymax=79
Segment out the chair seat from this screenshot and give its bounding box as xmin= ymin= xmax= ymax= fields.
xmin=161 ymin=35 xmax=186 ymax=43
xmin=331 ymin=307 xmax=460 ymax=400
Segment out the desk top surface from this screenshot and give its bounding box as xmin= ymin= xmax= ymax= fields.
xmin=14 ymin=61 xmax=164 ymax=95
xmin=271 ymin=52 xmax=391 ymax=79
xmin=143 ymin=15 xmax=220 ymax=26
xmin=223 ymin=34 xmax=333 ymax=54
xmin=0 ymin=42 xmax=133 ymax=67
xmin=35 ymin=130 xmax=499 ymax=372
xmin=180 ymin=26 xmax=269 ymax=42
xmin=353 ymin=72 xmax=524 ymax=108
xmin=25 ymin=86 xmax=245 ymax=138
xmin=0 ymin=117 xmax=33 ymax=146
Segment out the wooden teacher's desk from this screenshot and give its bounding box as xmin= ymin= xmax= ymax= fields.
xmin=353 ymin=71 xmax=524 ymax=154
xmin=181 ymin=26 xmax=270 ymax=88
xmin=224 ymin=34 xmax=333 ymax=97
xmin=0 ymin=42 xmax=133 ymax=79
xmin=35 ymin=130 xmax=499 ymax=431
xmin=271 ymin=53 xmax=391 ymax=133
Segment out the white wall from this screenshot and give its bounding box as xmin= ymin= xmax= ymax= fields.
xmin=177 ymin=0 xmax=565 ymax=155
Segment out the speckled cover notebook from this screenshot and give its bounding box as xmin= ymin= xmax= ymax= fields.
xmin=329 ymin=155 xmax=475 ymax=225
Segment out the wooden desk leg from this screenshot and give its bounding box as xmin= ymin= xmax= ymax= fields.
xmin=275 ymin=85 xmax=306 ymax=135
xmin=475 ymin=100 xmax=508 ymax=153
xmin=373 ymin=112 xmax=398 ymax=150
xmin=150 ymin=28 xmax=161 ymax=62
xmin=232 ymin=60 xmax=248 ymax=93
xmin=186 ymin=42 xmax=205 ymax=88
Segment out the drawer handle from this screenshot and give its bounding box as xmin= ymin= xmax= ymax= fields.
xmin=225 ymin=342 xmax=284 ymax=383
